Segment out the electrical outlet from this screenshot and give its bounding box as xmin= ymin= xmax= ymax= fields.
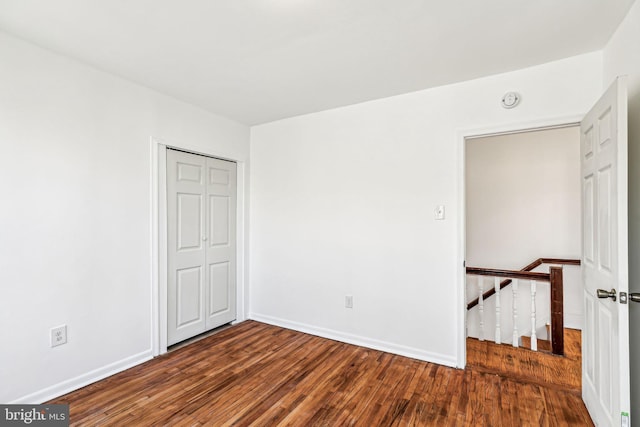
xmin=51 ymin=325 xmax=67 ymax=347
xmin=345 ymin=295 xmax=353 ymax=308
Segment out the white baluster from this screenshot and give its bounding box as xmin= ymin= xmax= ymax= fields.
xmin=512 ymin=279 xmax=519 ymax=347
xmin=478 ymin=279 xmax=484 ymax=341
xmin=494 ymin=277 xmax=501 ymax=344
xmin=530 ymin=281 xmax=537 ymax=351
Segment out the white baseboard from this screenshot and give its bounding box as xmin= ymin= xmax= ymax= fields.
xmin=10 ymin=349 xmax=154 ymax=404
xmin=249 ymin=312 xmax=458 ymax=368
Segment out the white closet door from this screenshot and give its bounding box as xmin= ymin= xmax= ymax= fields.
xmin=204 ymin=156 xmax=237 ymax=329
xmin=167 ymin=149 xmax=207 ymax=345
xmin=167 ymin=149 xmax=237 ymax=346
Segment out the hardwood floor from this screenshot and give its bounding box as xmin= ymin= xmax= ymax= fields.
xmin=467 ymin=328 xmax=582 ymax=393
xmin=50 ymin=321 xmax=593 ymax=426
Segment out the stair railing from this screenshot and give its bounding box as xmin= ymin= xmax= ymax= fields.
xmin=467 ymin=258 xmax=580 ymax=310
xmin=465 ymin=258 xmax=580 ymax=356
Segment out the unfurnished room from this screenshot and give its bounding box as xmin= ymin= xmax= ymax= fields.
xmin=1 ymin=1 xmax=639 ymax=425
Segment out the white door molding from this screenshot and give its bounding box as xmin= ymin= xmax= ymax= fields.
xmin=150 ymin=136 xmax=248 ymax=356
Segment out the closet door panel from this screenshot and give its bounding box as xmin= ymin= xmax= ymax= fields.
xmin=205 ymin=157 xmax=237 ymax=329
xmin=167 ymin=150 xmax=207 ymax=345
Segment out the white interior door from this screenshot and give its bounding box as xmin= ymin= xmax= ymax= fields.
xmin=581 ymin=76 xmax=630 ymax=426
xmin=167 ymin=149 xmax=237 ymax=346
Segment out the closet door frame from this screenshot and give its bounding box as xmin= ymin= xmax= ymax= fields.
xmin=150 ymin=137 xmax=247 ymax=356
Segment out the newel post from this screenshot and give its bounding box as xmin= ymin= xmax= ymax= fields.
xmin=550 ymin=266 xmax=564 ymax=356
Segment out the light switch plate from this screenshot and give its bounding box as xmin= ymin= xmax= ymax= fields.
xmin=345 ymin=295 xmax=353 ymax=308
xmin=435 ymin=205 xmax=445 ymax=220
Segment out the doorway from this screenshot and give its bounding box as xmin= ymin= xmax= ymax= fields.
xmin=461 ymin=123 xmax=583 ymax=389
xmin=151 ymin=138 xmax=247 ymax=356
xmin=166 ymin=148 xmax=238 ymax=346
xmin=465 ymin=125 xmax=582 ymax=335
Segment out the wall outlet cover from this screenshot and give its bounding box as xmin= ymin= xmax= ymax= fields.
xmin=51 ymin=325 xmax=67 ymax=347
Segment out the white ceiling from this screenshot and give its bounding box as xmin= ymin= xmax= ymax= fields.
xmin=0 ymin=0 xmax=635 ymax=125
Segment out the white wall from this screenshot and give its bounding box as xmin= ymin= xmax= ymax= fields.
xmin=0 ymin=31 xmax=250 ymax=403
xmin=249 ymin=52 xmax=603 ymax=367
xmin=602 ymin=0 xmax=640 ymax=416
xmin=465 ymin=127 xmax=582 ymax=342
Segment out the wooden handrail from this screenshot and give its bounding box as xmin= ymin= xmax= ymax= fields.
xmin=540 ymin=258 xmax=581 ymax=266
xmin=466 ymin=258 xmax=580 ymax=310
xmin=465 ymin=267 xmax=550 ymax=281
xmin=465 ymin=258 xmax=579 ymax=356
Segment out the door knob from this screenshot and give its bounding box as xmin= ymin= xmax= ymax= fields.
xmin=202 ymin=236 xmax=208 ymax=241
xmin=630 ymin=293 xmax=640 ymax=303
xmin=597 ymin=288 xmax=617 ymax=301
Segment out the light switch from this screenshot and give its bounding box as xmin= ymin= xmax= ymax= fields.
xmin=435 ymin=205 xmax=445 ymax=220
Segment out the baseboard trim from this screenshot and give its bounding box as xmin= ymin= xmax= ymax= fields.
xmin=249 ymin=313 xmax=458 ymax=368
xmin=10 ymin=349 xmax=154 ymax=404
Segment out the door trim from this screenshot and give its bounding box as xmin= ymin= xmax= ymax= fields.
xmin=456 ymin=114 xmax=583 ymax=369
xmin=150 ymin=136 xmax=248 ymax=356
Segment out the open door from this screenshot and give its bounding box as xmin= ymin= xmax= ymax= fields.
xmin=581 ymin=76 xmax=630 ymax=426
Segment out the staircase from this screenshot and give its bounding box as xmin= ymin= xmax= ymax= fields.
xmin=466 ymin=328 xmax=582 ymax=393
xmin=465 ymin=258 xmax=580 ymax=356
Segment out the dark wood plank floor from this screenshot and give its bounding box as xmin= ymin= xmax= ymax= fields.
xmin=50 ymin=321 xmax=593 ymax=426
